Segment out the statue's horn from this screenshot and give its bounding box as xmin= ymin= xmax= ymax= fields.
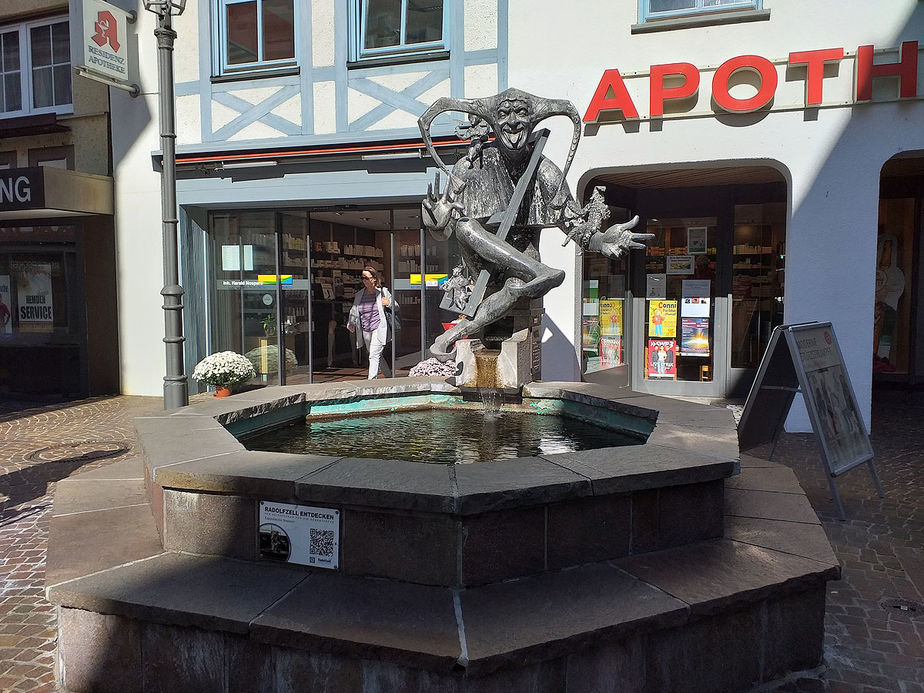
xmin=531 ymin=97 xmax=582 ymax=203
xmin=418 ymin=97 xmax=489 ymax=176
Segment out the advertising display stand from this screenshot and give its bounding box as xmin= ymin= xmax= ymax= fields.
xmin=738 ymin=322 xmax=884 ymax=519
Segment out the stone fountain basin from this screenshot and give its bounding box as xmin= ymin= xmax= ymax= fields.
xmin=45 ymin=377 xmax=841 ymax=692
xmin=133 ymin=377 xmax=738 ymax=587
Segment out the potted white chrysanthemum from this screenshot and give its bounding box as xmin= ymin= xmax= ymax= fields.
xmin=191 ymin=351 xmax=256 ymax=397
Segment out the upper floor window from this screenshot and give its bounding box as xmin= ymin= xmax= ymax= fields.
xmin=350 ymin=0 xmax=447 ymax=64
xmin=1 ymin=18 xmax=72 ymax=118
xmin=215 ymin=0 xmax=296 ymax=76
xmin=641 ymin=0 xmax=761 ymax=23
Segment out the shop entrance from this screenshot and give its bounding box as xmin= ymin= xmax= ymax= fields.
xmin=875 ymin=155 xmax=924 ymax=395
xmin=0 ymin=226 xmax=82 ymax=398
xmin=205 ymin=206 xmax=462 ymax=390
xmin=582 ymin=166 xmax=787 ymax=398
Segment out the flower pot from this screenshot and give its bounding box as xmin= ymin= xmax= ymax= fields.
xmin=214 ymin=385 xmax=232 ymax=398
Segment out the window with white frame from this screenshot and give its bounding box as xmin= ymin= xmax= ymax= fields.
xmin=351 ymin=0 xmax=447 ymax=63
xmin=1 ymin=17 xmax=72 ymax=118
xmin=641 ymin=0 xmax=761 ymax=23
xmin=216 ymin=0 xmax=296 ymax=75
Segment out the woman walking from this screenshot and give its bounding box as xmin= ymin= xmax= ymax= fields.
xmin=347 ymin=266 xmax=396 ymax=379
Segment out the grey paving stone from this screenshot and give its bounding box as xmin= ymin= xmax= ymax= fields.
xmin=543 ymin=443 xmax=735 ymax=496
xmin=135 ymin=416 xmax=246 ymax=470
xmin=51 ymin=475 xmax=149 ymax=516
xmin=615 ymin=538 xmax=839 ymax=618
xmin=725 ymin=464 xmax=807 ymax=494
xmin=725 ymin=486 xmax=821 ymax=524
xmin=726 ymin=515 xmax=840 ymax=569
xmin=154 ymin=449 xmax=336 ymax=498
xmin=646 ymin=421 xmax=740 ymax=459
xmin=297 ymin=457 xmax=456 ymax=512
xmin=459 ymin=561 xmax=688 ymax=676
xmin=47 ymin=553 xmax=307 ymax=634
xmin=66 ymin=455 xmax=144 ymax=480
xmin=46 ymin=503 xmax=164 ymax=586
xmin=252 ymin=571 xmax=461 ymax=670
xmin=453 ymin=456 xmax=591 ymax=514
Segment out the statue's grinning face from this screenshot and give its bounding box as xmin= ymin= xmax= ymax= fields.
xmin=496 ymin=100 xmax=532 ymax=151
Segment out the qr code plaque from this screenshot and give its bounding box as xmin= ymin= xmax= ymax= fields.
xmin=258 ymin=502 xmax=339 ymax=569
xmin=310 ymin=528 xmax=335 ymax=557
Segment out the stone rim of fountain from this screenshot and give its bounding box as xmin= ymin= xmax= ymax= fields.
xmin=45 ymin=376 xmax=843 ymax=692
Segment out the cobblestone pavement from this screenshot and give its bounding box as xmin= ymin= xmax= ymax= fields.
xmin=0 ymin=396 xmax=160 ymax=693
xmin=0 ymin=392 xmax=921 ymax=692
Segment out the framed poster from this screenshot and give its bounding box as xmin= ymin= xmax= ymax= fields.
xmin=648 ymin=300 xmax=677 ymax=338
xmin=599 ymin=299 xmax=623 ymax=336
xmin=680 ymin=317 xmax=710 ymax=356
xmin=687 ymin=226 xmax=708 ymax=254
xmin=581 ymin=316 xmax=600 ymax=350
xmin=647 ymin=339 xmax=676 ymax=379
xmin=0 ymin=275 xmax=11 ymax=335
xmin=13 ymin=262 xmax=53 ymax=332
xmin=599 ymin=335 xmax=622 ymax=368
xmin=646 ymin=273 xmax=666 ymax=298
xmin=681 ymin=296 xmax=710 ymax=318
xmin=737 ymin=322 xmax=883 ymax=519
xmin=666 ymin=255 xmax=695 ymax=274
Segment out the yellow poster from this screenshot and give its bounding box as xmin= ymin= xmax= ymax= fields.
xmin=599 ymin=299 xmax=623 ymax=336
xmin=648 ymin=300 xmax=678 ymax=338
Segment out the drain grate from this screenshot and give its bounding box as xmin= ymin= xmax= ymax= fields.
xmin=880 ymin=598 xmax=923 ymax=617
xmin=24 ymin=441 xmax=131 ymax=464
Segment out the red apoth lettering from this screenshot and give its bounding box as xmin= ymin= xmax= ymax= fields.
xmin=788 ymin=48 xmax=845 ymax=106
xmin=856 ymin=41 xmax=918 ymax=101
xmin=583 ymin=69 xmax=640 ymax=122
xmin=712 ymin=55 xmax=778 ymax=113
xmin=650 ymin=62 xmax=700 ymax=117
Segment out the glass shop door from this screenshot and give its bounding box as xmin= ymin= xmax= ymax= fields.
xmin=632 ymin=216 xmax=727 ymax=397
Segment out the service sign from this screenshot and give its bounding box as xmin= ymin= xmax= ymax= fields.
xmin=77 ymin=0 xmax=132 ymax=82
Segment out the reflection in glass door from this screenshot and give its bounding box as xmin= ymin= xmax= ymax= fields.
xmin=582 ymin=251 xmax=628 ymax=375
xmin=642 ymin=217 xmax=717 ymax=384
xmin=279 ymin=212 xmax=310 ymax=383
xmin=729 ymin=203 xmax=785 ymax=390
xmin=209 ymin=211 xmax=279 ymax=387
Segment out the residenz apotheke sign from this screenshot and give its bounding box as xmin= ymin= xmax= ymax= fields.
xmin=76 ymin=0 xmax=133 ymax=83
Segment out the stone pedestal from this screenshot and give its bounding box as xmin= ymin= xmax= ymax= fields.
xmin=454 ymin=325 xmax=540 ymax=390
xmin=456 ymin=297 xmax=543 ymax=388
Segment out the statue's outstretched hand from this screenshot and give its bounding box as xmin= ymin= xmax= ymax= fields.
xmin=422 ymin=172 xmax=465 ymax=239
xmin=593 ymin=216 xmax=653 ymax=259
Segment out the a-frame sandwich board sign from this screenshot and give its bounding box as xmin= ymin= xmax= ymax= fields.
xmin=738 ymin=322 xmax=884 ymax=520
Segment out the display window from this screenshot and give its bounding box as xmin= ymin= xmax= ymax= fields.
xmin=873 ymin=198 xmax=914 ymax=375
xmin=581 ymin=252 xmax=628 ymax=375
xmin=0 ymin=225 xmax=81 ymax=395
xmin=643 ymin=217 xmax=716 ymax=382
xmin=730 ymin=202 xmax=786 ymax=370
xmin=206 ymin=206 xmax=467 ymax=387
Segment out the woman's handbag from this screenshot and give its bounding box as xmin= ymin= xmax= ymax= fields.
xmin=384 ymin=303 xmax=401 ymax=332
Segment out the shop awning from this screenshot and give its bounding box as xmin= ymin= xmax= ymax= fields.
xmin=0 ymin=167 xmax=113 ymax=220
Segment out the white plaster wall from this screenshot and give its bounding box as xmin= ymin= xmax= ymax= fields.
xmin=505 ymin=0 xmax=924 ymax=428
xmin=312 ymin=0 xmax=336 ymax=67
xmin=110 ymin=9 xmax=171 ymax=397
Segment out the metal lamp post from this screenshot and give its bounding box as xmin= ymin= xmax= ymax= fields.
xmin=144 ymin=0 xmax=188 ymax=409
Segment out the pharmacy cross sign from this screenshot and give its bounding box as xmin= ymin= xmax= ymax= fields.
xmin=92 ymin=10 xmax=121 ymax=52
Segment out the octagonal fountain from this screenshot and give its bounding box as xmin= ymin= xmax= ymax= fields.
xmin=46 ymin=376 xmax=840 ymax=693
